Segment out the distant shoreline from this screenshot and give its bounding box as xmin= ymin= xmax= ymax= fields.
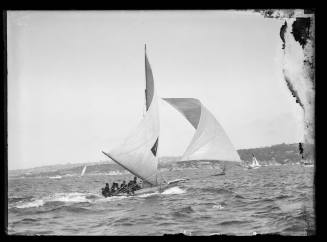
xmin=9 ymin=142 xmax=314 ymax=174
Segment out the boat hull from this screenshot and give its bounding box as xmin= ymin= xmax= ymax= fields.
xmin=134 ymin=186 xmax=166 ymax=195
xmin=135 ymin=179 xmax=188 ymax=195
xmin=103 ymin=178 xmax=188 ymax=197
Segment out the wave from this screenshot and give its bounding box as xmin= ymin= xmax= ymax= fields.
xmin=218 ymin=220 xmax=252 ymax=226
xmin=9 ymin=196 xmax=34 ymax=204
xmin=95 ymin=195 xmax=130 ymax=203
xmin=47 ymin=192 xmax=101 ymax=203
xmin=281 ymin=224 xmax=307 ymax=235
xmin=234 ymin=194 xmax=245 ymax=199
xmin=85 ymin=194 xmax=100 ymax=199
xmin=137 ymin=192 xmax=160 ymax=198
xmin=162 ymin=187 xmax=186 ymax=195
xmin=276 ymin=201 xmax=304 ymax=212
xmin=212 ymin=173 xmax=225 ymax=177
xmin=172 ymin=206 xmax=194 ymax=218
xmin=48 ymin=175 xmax=62 ymax=179
xmin=13 ymin=192 xmax=101 ymax=209
xmin=18 ymin=218 xmax=40 ymax=223
xmin=168 ymin=167 xmax=184 ymax=171
xmin=63 ymin=174 xmax=75 ymax=177
xmin=15 ymin=199 xmax=44 ymax=208
xmin=275 ymin=194 xmax=290 ymax=199
xmin=179 ymin=206 xmax=195 ymax=213
xmin=48 ymin=205 xmax=94 ymax=214
xmin=213 ymin=204 xmax=224 ymax=210
xmin=199 ymin=187 xmax=233 ymax=195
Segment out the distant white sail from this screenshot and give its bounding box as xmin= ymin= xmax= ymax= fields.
xmin=163 ymin=98 xmax=241 ymax=162
xmin=250 ymin=155 xmax=260 ymax=167
xmin=103 ymin=47 xmax=159 ymax=186
xmin=254 ymin=157 xmax=260 ymax=166
xmin=80 ymin=165 xmax=87 ymax=176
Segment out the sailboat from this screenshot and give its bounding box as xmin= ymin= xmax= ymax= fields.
xmin=80 ymin=165 xmax=87 ymax=177
xmin=248 ymin=154 xmax=261 ymax=169
xmin=102 ymin=45 xmax=241 ymax=196
xmin=302 ymin=159 xmax=314 ymax=167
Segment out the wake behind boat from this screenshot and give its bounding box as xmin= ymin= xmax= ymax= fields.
xmin=101 ymin=45 xmax=241 ymax=197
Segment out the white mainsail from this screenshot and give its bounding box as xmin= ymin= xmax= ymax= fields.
xmin=80 ymin=165 xmax=87 ymax=176
xmin=254 ymin=157 xmax=259 ymax=166
xmin=163 ymin=98 xmax=241 ymax=162
xmin=250 ymin=155 xmax=260 ymax=167
xmin=102 ymin=47 xmax=160 ymax=186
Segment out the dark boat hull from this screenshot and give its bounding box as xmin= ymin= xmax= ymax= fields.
xmin=102 ymin=178 xmax=188 ymax=197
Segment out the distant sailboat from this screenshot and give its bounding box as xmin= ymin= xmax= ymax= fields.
xmin=102 ymin=46 xmax=240 ymax=196
xmin=80 ymin=165 xmax=87 ymax=177
xmin=248 ymin=154 xmax=261 ymax=169
xmin=302 ymin=159 xmax=314 ymax=167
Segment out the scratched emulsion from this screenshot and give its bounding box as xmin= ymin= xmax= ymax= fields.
xmin=256 ymin=9 xmax=315 ymax=153
xmin=255 ymin=10 xmax=315 ymax=236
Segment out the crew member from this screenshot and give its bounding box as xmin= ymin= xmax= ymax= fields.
xmin=133 ymin=176 xmax=141 ymax=190
xmin=127 ymin=179 xmax=135 ymax=195
xmin=103 ymin=183 xmax=110 ymax=197
xmin=111 ymin=182 xmax=118 ymax=193
xmin=120 ymin=180 xmax=127 ymax=191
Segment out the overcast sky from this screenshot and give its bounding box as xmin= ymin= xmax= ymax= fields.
xmin=7 ymin=11 xmax=304 ymax=170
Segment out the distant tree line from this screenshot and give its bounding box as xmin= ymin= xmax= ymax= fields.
xmin=10 ymin=143 xmax=315 ymax=179
xmin=237 ymin=143 xmax=314 ymax=163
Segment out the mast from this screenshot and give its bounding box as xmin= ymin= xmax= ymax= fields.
xmin=102 ymin=45 xmax=160 ymax=186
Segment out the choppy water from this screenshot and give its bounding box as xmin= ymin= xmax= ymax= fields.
xmin=8 ymin=164 xmax=314 ymax=235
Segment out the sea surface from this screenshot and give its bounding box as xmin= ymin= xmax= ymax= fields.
xmin=8 ymin=164 xmax=315 ymax=235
